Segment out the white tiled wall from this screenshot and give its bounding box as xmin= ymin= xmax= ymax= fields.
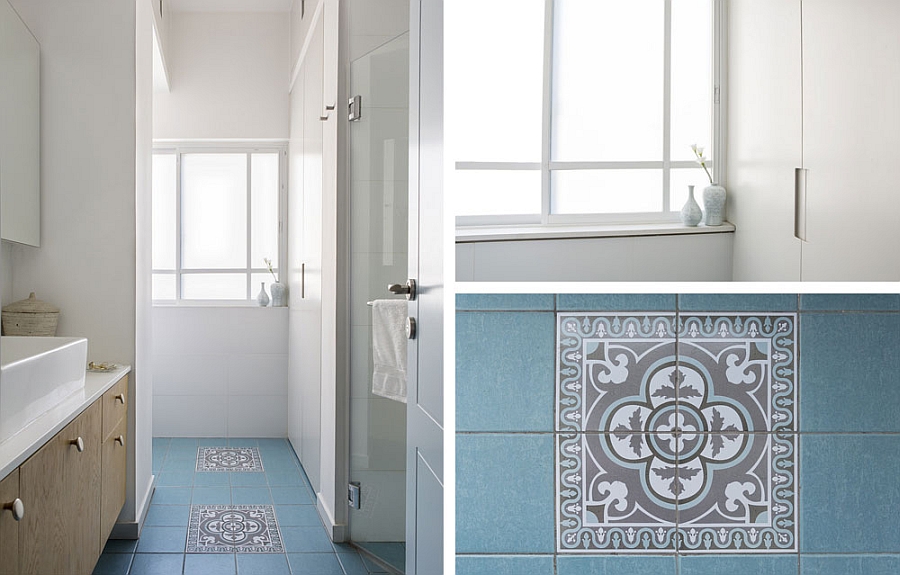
xmin=151 ymin=306 xmax=289 ymax=437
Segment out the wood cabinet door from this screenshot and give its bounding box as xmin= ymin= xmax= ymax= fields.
xmin=100 ymin=418 xmax=127 ymax=547
xmin=67 ymin=401 xmax=102 ymax=575
xmin=0 ymin=469 xmax=19 ymax=575
xmin=801 ymin=0 xmax=900 ymax=280
xmin=19 ymin=430 xmax=68 ymax=575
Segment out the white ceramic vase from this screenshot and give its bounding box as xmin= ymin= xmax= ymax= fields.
xmin=680 ymin=185 xmax=702 ymax=227
xmin=270 ymin=282 xmax=287 ymax=307
xmin=256 ymin=282 xmax=270 ymax=307
xmin=703 ymin=183 xmax=727 ymax=226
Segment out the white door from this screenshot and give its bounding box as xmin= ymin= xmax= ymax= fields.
xmin=800 ymin=0 xmax=900 ymax=280
xmin=727 ymin=0 xmax=803 ymax=281
xmin=406 ymin=0 xmax=443 ymax=572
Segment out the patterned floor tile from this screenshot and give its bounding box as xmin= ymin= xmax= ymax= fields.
xmin=556 ymin=313 xmax=798 ymax=553
xmin=187 ymin=505 xmax=283 ymax=553
xmin=198 ymin=447 xmax=264 ymax=472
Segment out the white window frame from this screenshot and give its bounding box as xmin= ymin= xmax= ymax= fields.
xmin=454 ymin=0 xmax=727 ymax=228
xmin=151 ymin=140 xmax=288 ymax=305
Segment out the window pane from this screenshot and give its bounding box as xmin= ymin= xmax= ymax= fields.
xmin=453 ymin=170 xmax=542 ymax=217
xmin=152 ymin=274 xmax=176 ymax=301
xmin=152 ymin=154 xmax=176 ymax=270
xmin=551 ymin=170 xmax=662 ymax=214
xmin=670 ymin=168 xmax=713 ymax=213
xmin=182 ymin=154 xmax=247 ymax=269
xmin=552 ymin=0 xmax=664 ymax=162
xmin=251 ymin=153 xmax=279 ymax=270
xmin=445 ymin=0 xmax=544 ymax=163
xmin=182 ymin=274 xmax=247 ymax=300
xmin=671 ymin=0 xmax=713 ymax=162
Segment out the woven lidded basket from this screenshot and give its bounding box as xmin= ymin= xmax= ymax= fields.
xmin=1 ymin=292 xmax=60 ymax=336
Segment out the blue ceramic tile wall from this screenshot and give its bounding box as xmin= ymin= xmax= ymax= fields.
xmin=456 ymin=294 xmax=900 ymax=575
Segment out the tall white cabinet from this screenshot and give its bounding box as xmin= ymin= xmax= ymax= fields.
xmin=728 ymin=0 xmax=900 ymax=281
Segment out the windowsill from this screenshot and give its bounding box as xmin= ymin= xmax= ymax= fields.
xmin=456 ymin=221 xmax=735 ymax=243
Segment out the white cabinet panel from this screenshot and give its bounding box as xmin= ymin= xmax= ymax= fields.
xmin=727 ymin=0 xmax=803 ymax=281
xmin=800 ymin=0 xmax=900 ymax=280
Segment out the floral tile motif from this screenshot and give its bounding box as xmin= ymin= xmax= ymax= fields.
xmin=197 ymin=447 xmax=264 ymax=472
xmin=556 ymin=313 xmax=797 ymax=553
xmin=186 ymin=505 xmax=283 ymax=553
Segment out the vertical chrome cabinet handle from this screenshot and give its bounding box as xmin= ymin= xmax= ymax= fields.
xmin=115 ymin=435 xmax=125 ymax=446
xmin=3 ymin=498 xmax=24 ymax=521
xmin=71 ymin=437 xmax=85 ymax=452
xmin=115 ymin=393 xmax=126 ymax=404
xmin=794 ymin=168 xmax=808 ymax=241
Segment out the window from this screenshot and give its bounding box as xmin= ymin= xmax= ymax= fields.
xmin=446 ymin=0 xmax=722 ymax=226
xmin=151 ymin=143 xmax=285 ymax=302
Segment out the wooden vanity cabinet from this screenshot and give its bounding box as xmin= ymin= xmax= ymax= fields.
xmin=0 ymin=469 xmax=19 ymax=575
xmin=5 ymin=373 xmax=129 ymax=575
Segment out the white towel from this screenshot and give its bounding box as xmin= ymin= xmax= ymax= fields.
xmin=371 ymin=299 xmax=408 ymax=403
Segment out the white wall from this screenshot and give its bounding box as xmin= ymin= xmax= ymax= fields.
xmin=153 ymin=11 xmax=290 ymax=139
xmin=152 ymin=306 xmax=289 ymax=437
xmin=456 ymin=233 xmax=734 ymax=281
xmin=150 ymin=9 xmax=291 ymax=438
xmin=6 ymin=0 xmax=150 ymax=535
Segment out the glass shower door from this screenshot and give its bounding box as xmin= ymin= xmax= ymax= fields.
xmin=348 ymin=31 xmax=410 ymax=574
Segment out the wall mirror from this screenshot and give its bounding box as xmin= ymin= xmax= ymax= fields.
xmin=0 ymin=0 xmax=40 ymax=247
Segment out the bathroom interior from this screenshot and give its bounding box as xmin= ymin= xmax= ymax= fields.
xmin=0 ymin=0 xmax=440 ymax=574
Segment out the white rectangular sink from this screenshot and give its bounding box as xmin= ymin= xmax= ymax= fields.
xmin=0 ymin=336 xmax=88 ymax=444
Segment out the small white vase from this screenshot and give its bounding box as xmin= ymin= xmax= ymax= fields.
xmin=703 ymin=183 xmax=727 ymax=226
xmin=256 ymin=282 xmax=270 ymax=307
xmin=270 ymin=281 xmax=287 ymax=307
xmin=680 ymin=185 xmax=702 ymax=227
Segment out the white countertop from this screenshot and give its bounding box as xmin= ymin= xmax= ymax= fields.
xmin=0 ymin=365 xmax=132 ymax=481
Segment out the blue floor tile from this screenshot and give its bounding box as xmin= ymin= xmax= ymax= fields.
xmin=156 ymin=470 xmax=195 ymax=487
xmin=457 ymin=555 xmax=554 ymax=575
xmin=228 ymin=438 xmax=259 ymax=447
xmin=102 ymin=538 xmax=138 ymax=554
xmin=286 ymin=552 xmax=345 ymax=574
xmin=193 ymin=472 xmax=231 ymax=487
xmin=198 ymin=437 xmax=229 ymax=446
xmin=335 ymin=551 xmax=368 ymax=575
xmin=557 ymin=555 xmax=677 ymax=575
xmin=229 ymin=472 xmax=268 ymax=486
xmin=129 ymin=553 xmax=184 ymax=575
xmin=231 ymin=487 xmax=273 ymax=504
xmin=236 ymin=553 xmax=291 ymax=575
xmin=456 ymin=293 xmax=556 ymax=310
xmin=680 ymin=555 xmax=798 ymax=575
xmin=91 ymin=552 xmax=132 ymax=575
xmin=161 ymin=457 xmax=198 ymax=472
xmin=280 ymin=526 xmax=334 ymax=553
xmin=192 ymin=486 xmax=232 ymax=504
xmin=266 ymin=470 xmax=304 ymax=486
xmin=800 ymin=554 xmax=900 ymax=574
xmin=145 ymin=505 xmax=191 ymax=527
xmin=273 ymin=505 xmax=321 ymax=526
xmin=270 ymin=485 xmax=313 ymax=505
xmin=152 ymin=487 xmax=192 ymax=505
xmin=183 ymin=553 xmax=237 ymax=575
xmin=135 ymin=526 xmax=188 ymax=553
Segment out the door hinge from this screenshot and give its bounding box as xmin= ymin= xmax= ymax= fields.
xmin=714 ymin=85 xmax=721 ymax=105
xmin=348 ymin=482 xmax=361 ymax=509
xmin=349 ymin=95 xmax=362 ymax=122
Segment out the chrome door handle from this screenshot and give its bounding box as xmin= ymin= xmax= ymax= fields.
xmin=71 ymin=437 xmax=84 ymax=452
xmin=387 ymin=279 xmax=416 ymax=301
xmin=3 ymin=498 xmax=24 ymax=521
xmin=794 ymin=167 xmax=808 ymax=241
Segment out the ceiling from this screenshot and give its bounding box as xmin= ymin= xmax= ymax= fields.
xmin=166 ymin=0 xmax=293 ymax=13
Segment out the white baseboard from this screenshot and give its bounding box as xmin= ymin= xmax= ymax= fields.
xmin=317 ymin=493 xmax=347 ymax=542
xmin=110 ymin=473 xmax=155 ymax=540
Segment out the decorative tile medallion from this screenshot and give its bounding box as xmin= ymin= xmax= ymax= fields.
xmin=197 ymin=447 xmax=264 ymax=472
xmin=186 ymin=505 xmax=283 ymax=553
xmin=556 ymin=313 xmax=797 ymax=553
